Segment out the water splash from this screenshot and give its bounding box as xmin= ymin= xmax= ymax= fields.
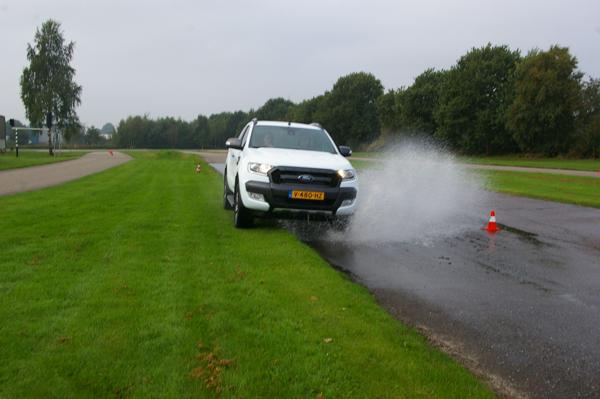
xmin=341 ymin=142 xmax=488 ymax=245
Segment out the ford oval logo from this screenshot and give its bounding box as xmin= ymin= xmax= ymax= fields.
xmin=298 ymin=174 xmax=314 ymax=183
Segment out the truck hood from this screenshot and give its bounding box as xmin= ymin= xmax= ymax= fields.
xmin=245 ymin=147 xmax=353 ymax=171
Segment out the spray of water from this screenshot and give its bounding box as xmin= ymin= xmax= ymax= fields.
xmin=341 ymin=141 xmax=488 ymax=245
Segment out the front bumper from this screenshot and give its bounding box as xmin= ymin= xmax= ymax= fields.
xmin=244 ymin=180 xmax=357 ymax=218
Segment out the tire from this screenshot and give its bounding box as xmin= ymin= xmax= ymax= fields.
xmin=223 ymin=171 xmax=233 ymax=210
xmin=233 ymin=181 xmax=253 ymax=228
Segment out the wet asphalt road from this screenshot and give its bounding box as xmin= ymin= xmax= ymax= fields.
xmin=311 ymin=195 xmax=600 ymax=399
xmin=209 ymin=162 xmax=600 ymax=398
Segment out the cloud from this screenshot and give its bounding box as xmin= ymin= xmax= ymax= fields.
xmin=1 ymin=0 xmax=599 ymax=126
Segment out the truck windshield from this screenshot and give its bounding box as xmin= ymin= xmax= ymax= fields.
xmin=249 ymin=125 xmax=337 ymax=154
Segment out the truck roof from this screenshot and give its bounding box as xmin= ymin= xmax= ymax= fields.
xmin=255 ymin=120 xmax=322 ymax=130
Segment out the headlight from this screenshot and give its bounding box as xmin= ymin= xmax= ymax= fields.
xmin=337 ymin=169 xmax=356 ymax=180
xmin=248 ymin=162 xmax=272 ymax=175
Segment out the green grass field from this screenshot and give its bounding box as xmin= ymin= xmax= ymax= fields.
xmin=0 ymin=150 xmax=88 ymax=171
xmin=483 ymin=170 xmax=600 ymax=208
xmin=462 ymin=156 xmax=600 ymax=172
xmin=351 ymin=151 xmax=600 ymax=172
xmin=351 ymin=151 xmax=382 ymax=159
xmin=0 ymin=151 xmax=493 ymax=398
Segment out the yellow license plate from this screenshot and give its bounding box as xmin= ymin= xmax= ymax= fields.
xmin=289 ymin=190 xmax=325 ymax=201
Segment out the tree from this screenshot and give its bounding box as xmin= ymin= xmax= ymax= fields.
xmin=84 ymin=126 xmax=102 ymax=146
xmin=573 ymin=78 xmax=600 ymax=157
xmin=319 ymin=72 xmax=384 ymax=146
xmin=20 ymin=20 xmax=82 ymax=155
xmin=506 ymin=46 xmax=583 ymax=155
xmin=192 ymin=115 xmax=210 ymax=148
xmin=435 ymin=44 xmax=521 ymax=154
xmin=254 ymin=98 xmax=295 ymax=121
xmin=402 ymin=69 xmax=447 ymax=135
xmin=376 ymin=89 xmax=404 ymax=134
xmin=287 ymin=95 xmax=326 ymax=124
xmin=64 ymin=124 xmax=84 ymax=145
xmin=207 ymin=112 xmax=235 ymax=148
xmin=114 ymin=115 xmax=152 ymax=148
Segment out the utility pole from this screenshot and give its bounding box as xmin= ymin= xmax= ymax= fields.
xmin=9 ymin=119 xmax=17 ymax=157
xmin=0 ymin=115 xmax=6 ymax=153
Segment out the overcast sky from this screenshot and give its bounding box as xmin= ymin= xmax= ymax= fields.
xmin=1 ymin=0 xmax=599 ymax=128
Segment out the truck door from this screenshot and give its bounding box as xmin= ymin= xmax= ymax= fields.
xmin=227 ymin=124 xmax=249 ymax=190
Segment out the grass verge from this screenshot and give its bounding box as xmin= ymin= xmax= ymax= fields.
xmin=352 ymin=152 xmax=600 ymax=172
xmin=351 ymin=151 xmax=383 ymax=159
xmin=462 ymin=155 xmax=600 ymax=172
xmin=0 ymin=150 xmax=493 ymax=398
xmin=0 ymin=150 xmax=88 ymax=171
xmin=482 ymin=170 xmax=600 ymax=208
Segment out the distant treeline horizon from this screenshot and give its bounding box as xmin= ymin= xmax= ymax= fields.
xmin=111 ymin=43 xmax=599 ymax=157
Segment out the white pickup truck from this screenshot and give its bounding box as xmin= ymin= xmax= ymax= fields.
xmin=223 ymin=119 xmax=358 ymax=228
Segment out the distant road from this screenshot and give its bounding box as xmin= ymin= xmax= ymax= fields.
xmin=0 ymin=151 xmax=131 ymax=196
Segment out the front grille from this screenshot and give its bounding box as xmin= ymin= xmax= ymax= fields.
xmin=269 ymin=166 xmax=340 ymax=187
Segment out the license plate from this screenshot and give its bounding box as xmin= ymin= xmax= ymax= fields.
xmin=289 ymin=190 xmax=325 ymax=201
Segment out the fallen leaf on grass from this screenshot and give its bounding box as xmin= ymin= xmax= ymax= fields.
xmin=27 ymin=255 xmax=43 ymax=266
xmin=190 ymin=367 xmax=205 ymax=379
xmin=184 ymin=305 xmax=205 ymax=320
xmin=57 ymin=336 xmax=71 ymax=344
xmin=189 ymin=344 xmax=235 ymax=394
xmin=219 ymin=359 xmax=234 ymax=367
xmin=233 ymin=266 xmax=247 ymax=281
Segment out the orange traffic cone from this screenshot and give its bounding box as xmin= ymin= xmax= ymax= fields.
xmin=484 ymin=210 xmax=500 ymax=233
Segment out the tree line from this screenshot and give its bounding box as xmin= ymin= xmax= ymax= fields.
xmin=111 ymin=44 xmax=598 ymax=157
xmin=15 ymin=20 xmax=600 ymax=157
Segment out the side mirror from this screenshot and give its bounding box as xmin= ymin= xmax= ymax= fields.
xmin=225 ymin=137 xmax=242 ymax=150
xmin=338 ymin=145 xmax=352 ymax=157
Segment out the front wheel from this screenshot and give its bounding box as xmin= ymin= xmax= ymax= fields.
xmin=233 ymin=182 xmax=253 ymax=228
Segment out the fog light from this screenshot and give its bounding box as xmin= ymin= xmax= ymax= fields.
xmin=248 ymin=192 xmax=265 ymax=202
xmin=341 ymin=199 xmax=354 ymax=207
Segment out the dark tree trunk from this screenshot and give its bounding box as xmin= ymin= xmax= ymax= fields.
xmin=48 ymin=130 xmax=53 ymax=155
